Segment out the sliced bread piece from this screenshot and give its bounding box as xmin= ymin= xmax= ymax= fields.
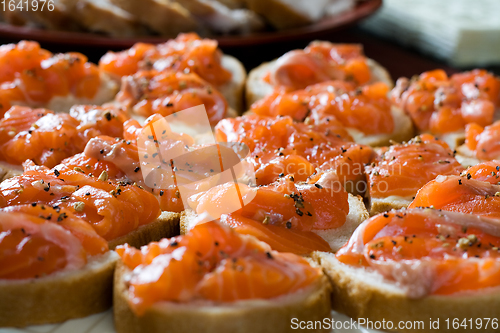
xmin=76 ymin=0 xmax=147 ymax=37
xmin=367 ymin=195 xmax=414 ymax=216
xmin=312 ymin=194 xmax=369 ymax=251
xmin=0 ymin=251 xmax=119 ymax=327
xmin=175 ymin=0 xmax=264 ymax=34
xmin=313 ymin=251 xmax=500 ymax=333
xmin=109 ymin=0 xmax=198 ymax=36
xmin=0 ymin=161 xmax=23 ymax=182
xmin=455 ymin=144 xmax=481 ymax=168
xmin=244 ymin=0 xmax=330 ymax=30
xmin=27 ymin=0 xmax=81 ymax=31
xmin=220 ymin=55 xmax=247 ymax=113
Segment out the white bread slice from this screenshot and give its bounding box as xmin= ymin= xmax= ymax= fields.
xmin=313 ymin=194 xmax=368 ymax=251
xmin=244 ymin=0 xmax=330 ymax=29
xmin=0 ymin=251 xmax=119 ymax=327
xmin=174 ymin=0 xmax=264 ymax=34
xmin=76 ymin=0 xmax=147 ymax=37
xmin=313 ymin=251 xmax=500 ymax=333
xmin=24 ymin=0 xmax=81 ymax=31
xmin=246 ymin=58 xmax=393 ymax=107
xmin=180 ymin=193 xmax=369 ymax=252
xmin=0 ymin=161 xmax=23 ymax=182
xmin=108 ymin=211 xmax=180 ymax=249
xmin=438 ymin=131 xmax=466 ymax=151
xmin=367 ymin=195 xmax=413 ymax=216
xmin=219 ymin=55 xmax=247 ymax=114
xmin=113 ymin=260 xmax=332 ymax=333
xmin=455 ymin=145 xmax=481 ymax=168
xmin=108 ymin=0 xmax=198 ymax=36
xmin=213 ymin=0 xmax=245 ymax=8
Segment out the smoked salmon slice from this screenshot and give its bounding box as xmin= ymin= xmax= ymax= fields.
xmin=0 ymin=208 xmax=106 ymax=279
xmin=464 ymin=121 xmax=500 ymax=160
xmin=99 ymin=33 xmax=232 ymax=87
xmin=266 ymin=42 xmax=373 ymax=91
xmin=215 ymin=115 xmax=375 ymax=194
xmin=391 ymin=69 xmax=500 ymax=134
xmin=81 ymin=134 xmax=184 ymax=213
xmin=0 ymin=105 xmax=128 ymax=167
xmin=366 ymin=134 xmax=464 ymax=200
xmin=409 ymin=162 xmax=500 ymax=219
xmin=116 ymin=221 xmax=322 ymax=315
xmin=464 ymin=160 xmax=500 ymax=185
xmin=0 ymin=159 xmax=161 ymax=241
xmin=1 ymin=204 xmax=108 ymax=256
xmin=115 ymin=70 xmax=228 ymax=126
xmin=336 ymin=208 xmax=500 ymax=297
xmin=251 ymin=81 xmax=394 ymax=135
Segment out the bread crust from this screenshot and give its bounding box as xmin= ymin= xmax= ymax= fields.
xmin=244 ymin=0 xmax=312 ymax=30
xmin=313 ymin=251 xmax=500 ymax=333
xmin=220 ymin=55 xmax=247 ymax=114
xmin=245 ymin=60 xmax=274 ymax=107
xmin=113 ymin=261 xmax=332 ymax=333
xmin=455 ymin=144 xmax=481 ymax=168
xmin=109 ymin=211 xmax=180 ymax=249
xmin=0 ymin=251 xmax=118 ymax=328
xmin=368 ymin=195 xmax=413 ymax=216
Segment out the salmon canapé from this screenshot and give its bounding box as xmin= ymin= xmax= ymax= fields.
xmin=216 ymin=115 xmax=375 ymax=194
xmin=0 ymin=105 xmax=128 ymax=168
xmin=251 ymin=81 xmax=394 ymax=136
xmin=0 ymin=160 xmax=160 ymax=241
xmin=463 ymin=121 xmax=500 ymax=160
xmin=99 ymin=33 xmax=231 ymax=87
xmin=0 ymin=207 xmax=107 ymax=279
xmin=391 ymin=69 xmax=500 ymax=135
xmin=0 ymin=41 xmax=115 ymax=115
xmin=366 ymin=134 xmax=464 ymax=202
xmin=190 ymin=173 xmax=348 ymax=254
xmin=265 ymin=42 xmax=374 ymax=91
xmin=336 ymin=208 xmax=500 ymax=297
xmin=116 ymin=221 xmax=323 ymax=315
xmin=115 ymin=70 xmax=228 ymax=126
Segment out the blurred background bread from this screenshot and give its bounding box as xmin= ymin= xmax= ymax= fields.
xmin=0 ymin=0 xmax=356 ymax=37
